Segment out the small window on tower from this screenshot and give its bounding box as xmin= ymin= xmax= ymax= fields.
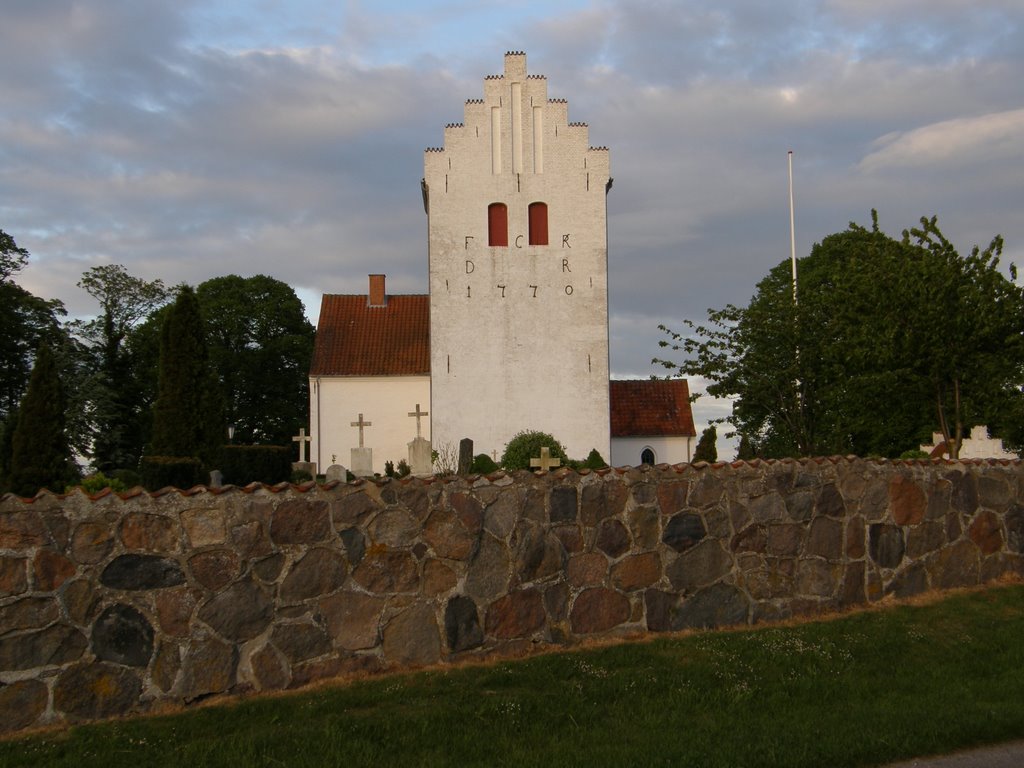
xmin=528 ymin=202 xmax=548 ymax=246
xmin=641 ymin=448 xmax=656 ymax=466
xmin=488 ymin=203 xmax=508 ymax=247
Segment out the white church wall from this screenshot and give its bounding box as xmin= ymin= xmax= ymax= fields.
xmin=425 ymin=52 xmax=611 ymax=462
xmin=309 ymin=375 xmax=430 ymax=476
xmin=610 ymin=436 xmax=694 ymax=468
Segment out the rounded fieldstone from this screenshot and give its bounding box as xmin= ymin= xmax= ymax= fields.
xmin=0 ymin=596 xmax=59 ymax=633
xmin=333 ymin=491 xmax=381 ymax=526
xmin=0 ymin=679 xmax=48 ymax=733
xmin=0 ymin=557 xmax=28 ymax=597
xmin=0 ymin=624 xmax=87 ymax=671
xmin=250 ymin=643 xmax=290 ymax=691
xmin=352 ymin=550 xmax=418 ymax=594
xmin=119 ymin=513 xmax=178 ymax=552
xmin=663 ymin=513 xmax=705 ymax=553
xmin=657 ymin=481 xmax=690 ymax=516
xmin=445 ymin=595 xmax=483 ymax=653
xmin=805 ymin=517 xmax=843 ymax=561
xmin=666 ymin=539 xmax=732 ymax=592
xmin=484 ymin=589 xmax=545 ymax=640
xmin=949 ymin=471 xmax=979 ymax=514
xmin=71 ymin=521 xmax=115 ymax=564
xmin=382 ymin=603 xmax=440 ymax=666
xmin=53 ymin=662 xmax=142 ymax=721
xmin=567 ymin=552 xmax=608 ymax=588
xmin=596 ymin=518 xmax=631 ymax=558
xmin=423 ymin=507 xmax=478 ymax=560
xmin=1007 ymin=505 xmax=1024 ymax=554
xmin=270 ymin=499 xmax=331 ymax=545
xmin=968 ymin=511 xmax=1003 ymax=555
xmin=570 ymin=587 xmax=630 ymax=634
xmin=92 ymin=603 xmax=155 ymax=667
xmin=155 ymin=587 xmax=197 ymax=637
xmin=0 ymin=510 xmax=47 ymax=548
xmin=450 ymin=492 xmax=484 ymax=533
xmin=32 ymin=549 xmax=75 ymax=591
xmin=517 ymin=528 xmax=563 ymax=582
xmin=271 ymin=622 xmax=331 ymax=664
xmin=320 ymin=590 xmax=385 ymax=650
xmin=815 ymin=483 xmax=846 ymax=517
xmin=465 ymin=534 xmax=511 ymax=600
xmin=189 ymin=549 xmax=240 ymax=592
xmin=252 ymin=552 xmax=286 ymax=583
xmin=338 ymin=527 xmax=366 ymax=565
xmin=62 ymin=578 xmax=99 ymax=625
xmin=100 ymin=554 xmax=185 ymax=590
xmin=180 ymin=633 xmax=237 ymax=703
xmin=889 ymin=475 xmax=927 ymax=526
xmin=280 ymin=547 xmax=348 ymax=603
xmin=152 ymin=641 xmax=181 ymax=693
xmin=611 ymin=552 xmax=661 ymax=591
xmin=676 ymin=583 xmax=750 ymax=629
xmin=181 ymin=507 xmax=226 ymax=547
xmin=869 ymin=524 xmax=905 ymax=569
xmin=549 ymin=486 xmax=578 ymax=524
xmin=368 ymin=508 xmax=421 ymax=548
xmin=423 ymin=559 xmax=458 ymax=596
xmin=198 ymin=578 xmax=274 ymax=642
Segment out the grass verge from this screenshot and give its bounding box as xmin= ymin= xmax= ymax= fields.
xmin=3 ymin=583 xmax=1024 ymax=767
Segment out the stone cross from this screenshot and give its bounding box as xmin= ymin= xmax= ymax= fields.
xmin=351 ymin=413 xmax=372 ymax=448
xmin=530 ymin=446 xmax=561 ymax=472
xmin=408 ymin=403 xmax=428 ymax=439
xmin=292 ymin=427 xmax=311 ymax=462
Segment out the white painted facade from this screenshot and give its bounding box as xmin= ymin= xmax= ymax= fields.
xmin=309 ymin=375 xmax=430 ymax=476
xmin=424 ymin=52 xmax=611 ymax=462
xmin=610 ymin=436 xmax=694 ymax=468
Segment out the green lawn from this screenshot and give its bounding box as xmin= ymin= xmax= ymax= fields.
xmin=4 ymin=583 xmax=1024 ymax=767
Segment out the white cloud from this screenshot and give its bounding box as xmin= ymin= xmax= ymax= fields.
xmin=859 ymin=108 xmax=1024 ymax=172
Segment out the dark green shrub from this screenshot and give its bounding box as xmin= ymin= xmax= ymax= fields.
xmin=140 ymin=456 xmax=204 ymax=490
xmin=220 ymin=445 xmax=292 ymax=485
xmin=290 ymin=470 xmax=313 ymax=484
xmin=68 ymin=472 xmax=128 ymax=495
xmin=694 ymin=426 xmax=718 ymax=462
xmin=899 ymin=449 xmax=930 ymax=460
xmin=469 ymin=453 xmax=499 ymax=474
xmin=110 ymin=468 xmax=143 ymax=488
xmin=582 ymin=448 xmax=607 ymax=469
xmin=500 ymin=430 xmax=567 ymax=471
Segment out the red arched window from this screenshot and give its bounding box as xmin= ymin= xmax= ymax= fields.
xmin=528 ymin=202 xmax=548 ymax=246
xmin=488 ymin=203 xmax=508 ymax=247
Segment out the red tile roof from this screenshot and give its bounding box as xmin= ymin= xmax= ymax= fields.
xmin=310 ymin=293 xmax=430 ymax=376
xmin=610 ymin=379 xmax=696 ymax=437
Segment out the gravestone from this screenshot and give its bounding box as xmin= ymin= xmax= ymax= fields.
xmin=350 ymin=449 xmax=372 ymax=477
xmin=291 ymin=461 xmax=316 ymax=479
xmin=325 ymin=464 xmax=348 ymax=483
xmin=458 ymin=438 xmax=473 ymax=476
xmin=208 ymin=469 xmax=223 ymax=488
xmin=530 ymin=446 xmax=561 ymax=472
xmin=408 ymin=437 xmax=432 ymax=476
xmin=350 ymin=413 xmax=374 ymax=477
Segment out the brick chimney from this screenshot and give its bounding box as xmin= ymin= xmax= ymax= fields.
xmin=368 ymin=274 xmax=386 ymax=307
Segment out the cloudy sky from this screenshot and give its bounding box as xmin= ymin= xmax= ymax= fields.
xmin=3 ymin=1 xmax=1023 ymax=453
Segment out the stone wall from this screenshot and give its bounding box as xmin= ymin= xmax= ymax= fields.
xmin=2 ymin=458 xmax=1023 ymax=733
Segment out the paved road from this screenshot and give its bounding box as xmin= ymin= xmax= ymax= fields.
xmin=879 ymin=740 xmax=1024 ymax=768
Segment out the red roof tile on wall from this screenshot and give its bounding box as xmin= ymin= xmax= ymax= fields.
xmin=310 ymin=294 xmax=430 ymax=376
xmin=610 ymin=379 xmax=696 ymax=437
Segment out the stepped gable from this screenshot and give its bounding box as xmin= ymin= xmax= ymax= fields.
xmin=610 ymin=379 xmax=696 ymax=437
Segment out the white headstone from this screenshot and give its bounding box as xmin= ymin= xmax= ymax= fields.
xmin=325 ymin=464 xmax=348 ymax=483
xmin=350 ymin=447 xmax=373 ymax=477
xmin=408 ymin=436 xmax=432 ymax=476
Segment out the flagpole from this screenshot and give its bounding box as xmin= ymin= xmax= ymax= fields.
xmin=788 ymin=150 xmax=797 ymax=304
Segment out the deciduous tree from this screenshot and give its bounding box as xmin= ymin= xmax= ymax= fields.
xmin=656 ymin=212 xmax=1024 ymax=459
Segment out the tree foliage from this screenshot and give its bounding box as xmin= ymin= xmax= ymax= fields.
xmin=656 ymin=212 xmax=1024 ymax=459
xmin=693 ymin=425 xmax=718 ymax=462
xmin=149 ymin=287 xmax=224 ymax=465
xmin=7 ymin=344 xmax=79 ymax=496
xmin=0 ymin=230 xmax=67 ymax=425
xmin=195 ymin=275 xmax=314 ymax=445
xmin=71 ymin=265 xmax=170 ymax=471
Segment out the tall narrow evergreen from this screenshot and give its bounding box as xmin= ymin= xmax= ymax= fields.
xmin=693 ymin=425 xmax=718 ymax=463
xmin=149 ymin=286 xmax=224 ymax=464
xmin=8 ymin=344 xmax=78 ymax=496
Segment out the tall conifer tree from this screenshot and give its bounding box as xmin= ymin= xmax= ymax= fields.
xmin=8 ymin=344 xmax=78 ymax=496
xmin=149 ymin=286 xmax=224 ymax=464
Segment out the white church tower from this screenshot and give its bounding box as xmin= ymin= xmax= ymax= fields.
xmin=423 ymin=51 xmax=612 ymax=461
